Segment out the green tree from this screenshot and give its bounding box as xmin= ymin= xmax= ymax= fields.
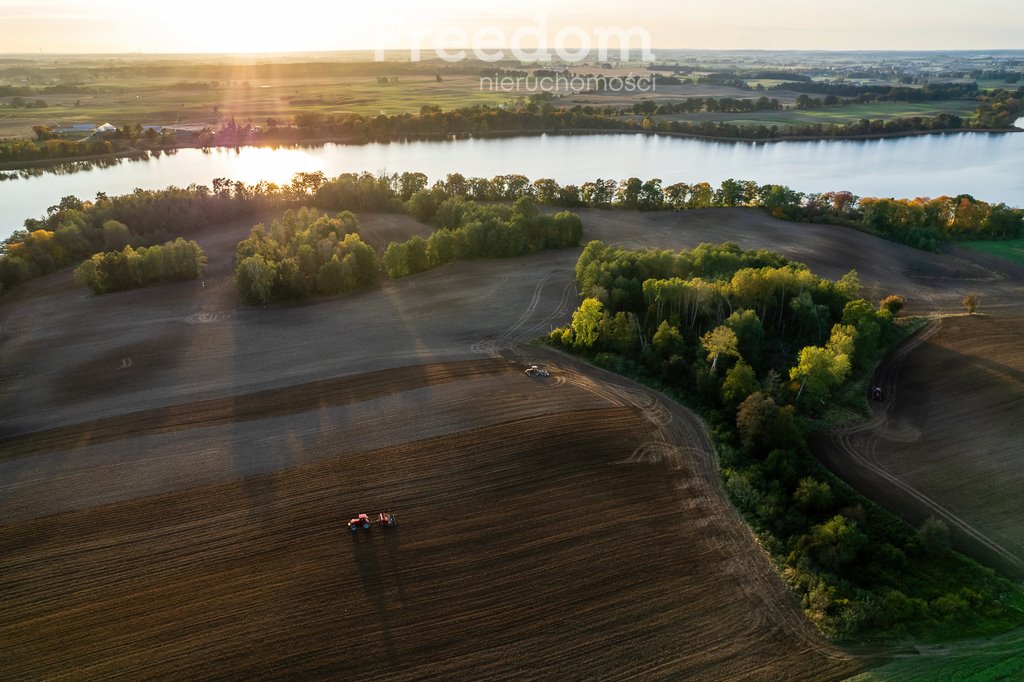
xmin=835 ymin=270 xmax=861 ymax=300
xmin=405 ymin=236 xmax=429 ymax=274
xmin=102 ymin=220 xmax=131 ymax=251
xmin=316 ymin=255 xmax=348 ymax=295
xmin=826 ymin=323 xmax=858 ymax=358
xmin=570 ymin=298 xmax=604 ymax=350
xmin=722 ymin=359 xmax=758 ymax=407
xmin=382 ymin=242 xmax=409 ymax=278
xmin=962 ymin=294 xmax=979 ymax=315
xmin=701 ymin=325 xmax=740 ymax=372
xmin=407 ymin=189 xmax=440 ymax=222
xmin=236 ymin=254 xmax=277 ymax=304
xmin=73 ymin=257 xmax=103 ymax=294
xmin=724 ymin=309 xmax=765 ymax=368
xmin=615 ymin=177 xmax=643 ymax=209
xmin=652 ymin=320 xmax=685 ymax=357
xmin=275 ymin=257 xmax=307 ymax=299
xmin=603 ymin=311 xmax=635 ymax=354
xmin=790 ymin=345 xmax=851 ymax=404
xmin=879 ymin=294 xmax=906 ymax=316
xmin=426 ymin=229 xmax=458 ymax=266
xmin=794 ymin=477 xmax=834 ymax=512
xmin=807 ymin=515 xmax=865 ymax=569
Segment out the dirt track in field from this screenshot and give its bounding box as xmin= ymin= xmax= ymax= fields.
xmin=815 ymin=314 xmax=1024 ymax=579
xmin=2 ymin=204 xmax=1024 ymax=677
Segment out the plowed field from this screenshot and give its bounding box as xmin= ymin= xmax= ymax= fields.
xmin=0 ymin=359 xmax=856 ymax=679
xmin=4 ymin=204 xmax=1024 ymax=678
xmin=0 ymin=207 xmax=863 ymax=678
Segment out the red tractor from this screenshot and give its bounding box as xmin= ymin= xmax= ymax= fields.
xmin=348 ymin=511 xmax=397 ymax=532
xmin=348 ymin=514 xmax=371 ymax=532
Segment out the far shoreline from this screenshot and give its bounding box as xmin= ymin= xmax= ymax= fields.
xmin=2 ymin=125 xmax=1021 ymax=176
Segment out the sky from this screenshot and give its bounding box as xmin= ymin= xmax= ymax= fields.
xmin=0 ymin=0 xmax=1022 ymax=54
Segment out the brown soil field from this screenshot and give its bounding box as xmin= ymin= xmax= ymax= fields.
xmin=0 ymin=361 xmax=858 ymax=679
xmin=0 ymin=206 xmax=867 ymax=678
xmin=815 ymin=314 xmax=1024 ymax=579
xmin=2 ymin=203 xmax=1024 ymax=677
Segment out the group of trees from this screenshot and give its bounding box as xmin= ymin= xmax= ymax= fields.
xmin=973 ymin=88 xmax=1024 ymax=128
xmin=855 ymin=195 xmax=1024 ymax=248
xmin=769 ymin=81 xmax=984 ymax=102
xmin=234 ymin=208 xmax=379 ymax=304
xmin=549 ymin=241 xmax=1019 ymax=639
xmin=383 ymin=197 xmax=582 ymax=278
xmin=567 ymin=240 xmax=861 ymax=371
xmin=0 ymin=136 xmax=118 ymax=164
xmin=418 ymin=173 xmax=1023 ymax=247
xmin=6 ymin=170 xmax=1022 ymax=297
xmin=623 ymin=96 xmax=784 ymax=116
xmin=275 ymin=104 xmax=1005 ymax=146
xmin=232 ymin=196 xmax=583 ymax=303
xmin=0 ymin=179 xmax=295 ymax=294
xmin=73 ymin=237 xmax=206 ymax=294
xmin=0 ymin=123 xmax=181 ymax=165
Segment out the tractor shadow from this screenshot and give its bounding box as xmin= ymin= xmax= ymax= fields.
xmin=349 ymin=528 xmax=404 ymax=668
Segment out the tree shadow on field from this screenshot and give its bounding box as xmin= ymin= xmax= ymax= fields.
xmin=350 ymin=530 xmax=401 ymax=668
xmin=898 ymin=342 xmax=1024 ymax=424
xmin=815 ymin=338 xmax=1024 ymax=581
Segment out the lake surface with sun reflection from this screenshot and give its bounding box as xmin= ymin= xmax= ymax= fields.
xmin=2 ymin=125 xmax=1023 ymax=240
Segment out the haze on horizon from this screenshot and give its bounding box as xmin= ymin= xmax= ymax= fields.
xmin=1 ymin=0 xmax=1022 ymax=55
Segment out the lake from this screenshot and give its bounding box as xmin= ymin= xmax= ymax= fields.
xmin=2 ymin=122 xmax=1023 ymax=241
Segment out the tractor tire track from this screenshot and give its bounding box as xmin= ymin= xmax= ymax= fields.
xmin=524 ymin=348 xmax=855 ymax=667
xmin=822 ymin=318 xmax=1024 ymax=577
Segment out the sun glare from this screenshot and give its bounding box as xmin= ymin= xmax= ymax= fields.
xmin=166 ymin=3 xmax=380 ymax=53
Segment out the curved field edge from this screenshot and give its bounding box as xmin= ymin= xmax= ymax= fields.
xmin=0 ymin=360 xmax=859 ymax=679
xmin=540 ymin=314 xmax=1024 ymax=647
xmin=814 ymin=315 xmax=1024 ymax=580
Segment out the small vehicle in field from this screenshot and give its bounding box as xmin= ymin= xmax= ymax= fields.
xmin=348 ymin=511 xmax=397 ymax=532
xmin=525 ymin=365 xmax=550 ymax=377
xmin=870 ymin=386 xmax=884 ymax=402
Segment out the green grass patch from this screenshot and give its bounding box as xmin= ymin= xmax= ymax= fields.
xmin=961 ymin=238 xmax=1024 ymax=267
xmin=852 ymin=627 xmax=1024 ymax=680
xmin=978 ymin=79 xmax=1024 ymax=92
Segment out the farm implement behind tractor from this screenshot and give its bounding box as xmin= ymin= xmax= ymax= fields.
xmin=348 ymin=511 xmax=397 ymax=532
